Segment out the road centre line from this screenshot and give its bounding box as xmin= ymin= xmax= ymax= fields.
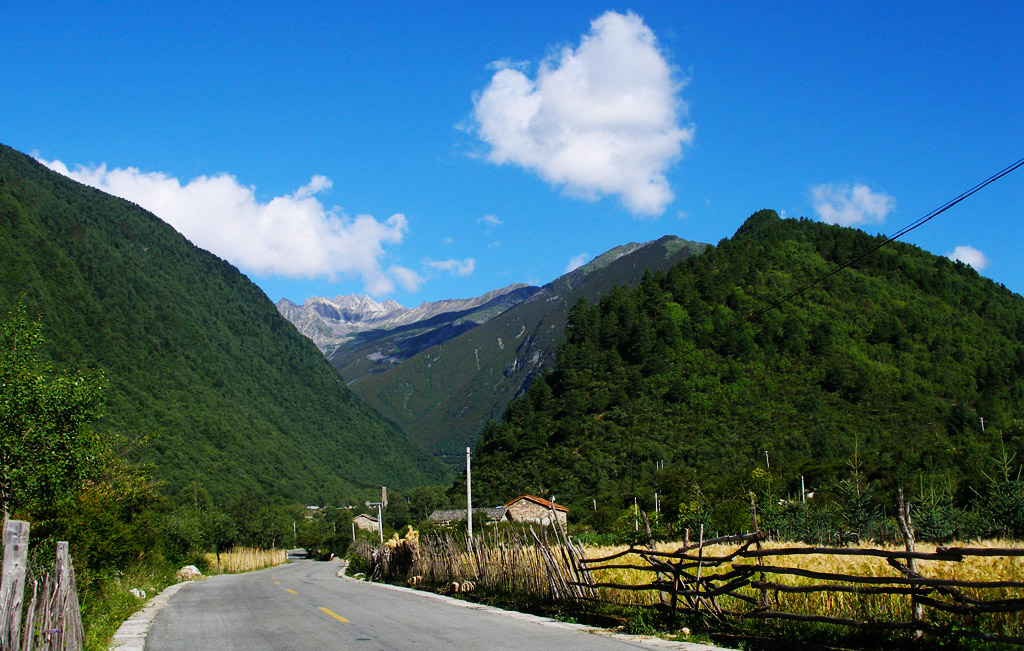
xmin=318 ymin=607 xmax=350 ymax=623
xmin=284 ymin=588 xmax=298 ymax=594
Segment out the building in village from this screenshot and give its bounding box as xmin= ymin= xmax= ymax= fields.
xmin=426 ymin=495 xmax=569 ymax=527
xmin=352 ymin=513 xmax=379 ymax=532
xmin=503 ymin=495 xmax=568 ymax=526
xmin=426 ymin=507 xmax=507 ymax=526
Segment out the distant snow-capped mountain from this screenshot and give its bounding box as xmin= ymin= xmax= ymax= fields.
xmin=276 ymin=284 xmax=540 ymax=378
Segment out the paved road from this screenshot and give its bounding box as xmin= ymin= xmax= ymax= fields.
xmin=146 ymin=560 xmax=716 ymax=650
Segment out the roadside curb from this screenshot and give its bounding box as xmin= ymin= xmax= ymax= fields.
xmin=108 ymin=581 xmax=192 ymax=650
xmin=336 ymin=566 xmax=726 ymax=650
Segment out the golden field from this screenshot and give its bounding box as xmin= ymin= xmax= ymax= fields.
xmin=582 ymin=539 xmax=1024 ymax=637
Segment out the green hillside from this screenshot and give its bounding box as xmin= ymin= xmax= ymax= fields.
xmin=0 ymin=144 xmax=445 ymax=504
xmin=470 ymin=210 xmax=1024 ymax=531
xmin=354 ymin=236 xmax=707 ymax=463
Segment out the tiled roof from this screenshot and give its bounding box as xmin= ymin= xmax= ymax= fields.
xmin=503 ymin=494 xmax=568 ymax=512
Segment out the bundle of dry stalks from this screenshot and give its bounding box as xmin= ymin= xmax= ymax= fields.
xmin=408 ymin=525 xmax=593 ymax=600
xmin=203 ymin=547 xmax=287 ymax=574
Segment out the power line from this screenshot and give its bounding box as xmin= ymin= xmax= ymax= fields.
xmin=671 ymin=154 xmax=1024 ymax=360
xmin=751 ymin=155 xmax=1024 ymax=322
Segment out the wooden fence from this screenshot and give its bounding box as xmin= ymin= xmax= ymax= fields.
xmin=570 ymin=496 xmax=1024 ymax=646
xmin=364 ymin=498 xmax=1024 ymax=646
xmin=577 ymin=533 xmax=1024 ymax=645
xmin=0 ymin=520 xmax=83 ymax=651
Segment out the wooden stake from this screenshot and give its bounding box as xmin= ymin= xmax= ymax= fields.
xmin=896 ymin=487 xmax=924 ymax=638
xmin=0 ymin=520 xmax=29 ymax=649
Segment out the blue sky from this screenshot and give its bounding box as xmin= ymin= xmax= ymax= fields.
xmin=4 ymin=1 xmax=1022 ymax=305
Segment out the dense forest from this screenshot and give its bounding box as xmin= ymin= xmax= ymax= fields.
xmin=0 ymin=144 xmax=445 ymax=506
xmin=355 ymin=235 xmax=707 ymax=463
xmin=470 ymin=210 xmax=1024 ymax=539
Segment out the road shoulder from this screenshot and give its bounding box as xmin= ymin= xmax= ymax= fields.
xmin=108 ymin=581 xmax=192 ymax=650
xmin=337 ymin=564 xmax=727 ymax=650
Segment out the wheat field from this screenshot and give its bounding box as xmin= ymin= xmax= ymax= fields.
xmin=582 ymin=539 xmax=1024 ymax=637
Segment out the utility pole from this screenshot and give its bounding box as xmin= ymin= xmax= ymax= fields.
xmin=764 ymin=450 xmax=770 ymax=469
xmin=466 ymin=447 xmax=473 ymax=550
xmin=367 ymin=500 xmax=384 ymax=543
xmin=801 ymin=476 xmax=806 ymax=504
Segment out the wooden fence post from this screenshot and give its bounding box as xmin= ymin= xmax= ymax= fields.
xmin=749 ymin=491 xmax=767 ymax=608
xmin=0 ymin=519 xmax=30 ymax=650
xmin=896 ymin=488 xmax=924 ymax=639
xmin=54 ymin=541 xmax=85 ymax=650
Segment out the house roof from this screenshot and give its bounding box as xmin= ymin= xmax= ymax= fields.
xmin=427 ymin=507 xmax=506 ymax=522
xmin=503 ymin=494 xmax=568 ymax=512
xmin=353 ymin=513 xmax=378 ymax=523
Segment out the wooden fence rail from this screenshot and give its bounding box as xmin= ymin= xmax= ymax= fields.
xmin=571 ymin=531 xmax=1024 ymax=646
xmin=0 ymin=520 xmax=82 ymax=651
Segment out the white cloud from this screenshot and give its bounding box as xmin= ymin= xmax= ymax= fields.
xmin=811 ymin=182 xmax=895 ymax=226
xmin=477 ymin=214 xmax=503 ymax=233
xmin=487 ymin=58 xmax=529 ymax=72
xmin=946 ymin=245 xmax=990 ymax=270
xmin=424 ymin=258 xmax=476 ymax=277
xmin=472 ymin=10 xmax=693 ymax=216
xmin=565 ymin=253 xmax=590 ymax=273
xmin=389 ymin=266 xmax=423 ymax=292
xmin=40 ymin=158 xmax=413 ymax=296
xmin=441 ymin=236 xmax=454 ymax=245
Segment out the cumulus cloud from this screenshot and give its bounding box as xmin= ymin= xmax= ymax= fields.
xmin=423 ymin=258 xmax=476 ymax=277
xmin=947 ymin=245 xmax=990 ymax=270
xmin=565 ymin=253 xmax=590 ymax=273
xmin=472 ymin=10 xmax=693 ymax=216
xmin=40 ymin=158 xmax=414 ymax=296
xmin=811 ymin=183 xmax=895 ymax=226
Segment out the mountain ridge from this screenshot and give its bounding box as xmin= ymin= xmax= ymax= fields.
xmin=277 ymin=283 xmax=538 ymax=355
xmin=351 ymin=234 xmax=709 ymax=462
xmin=0 ymin=143 xmax=446 ymax=504
xmin=469 ymin=210 xmax=1024 ymax=529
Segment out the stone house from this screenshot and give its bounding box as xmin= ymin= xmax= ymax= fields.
xmin=426 ymin=507 xmax=507 ymax=526
xmin=352 ymin=513 xmax=379 ymax=532
xmin=503 ymin=495 xmax=568 ymax=527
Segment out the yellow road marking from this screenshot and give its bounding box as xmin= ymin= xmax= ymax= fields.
xmin=318 ymin=607 xmax=349 ymax=623
xmin=285 ymin=588 xmax=298 ymax=594
xmin=274 ymin=581 xmax=280 ymax=585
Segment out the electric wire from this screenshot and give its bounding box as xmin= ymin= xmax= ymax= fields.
xmin=750 ymin=155 xmax=1024 ymax=323
xmin=673 ymin=154 xmax=1024 ymax=359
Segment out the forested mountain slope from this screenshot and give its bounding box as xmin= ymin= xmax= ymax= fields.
xmin=471 ymin=210 xmax=1024 ymax=526
xmin=0 ymin=144 xmax=445 ymax=504
xmin=354 ymin=236 xmax=708 ymax=463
